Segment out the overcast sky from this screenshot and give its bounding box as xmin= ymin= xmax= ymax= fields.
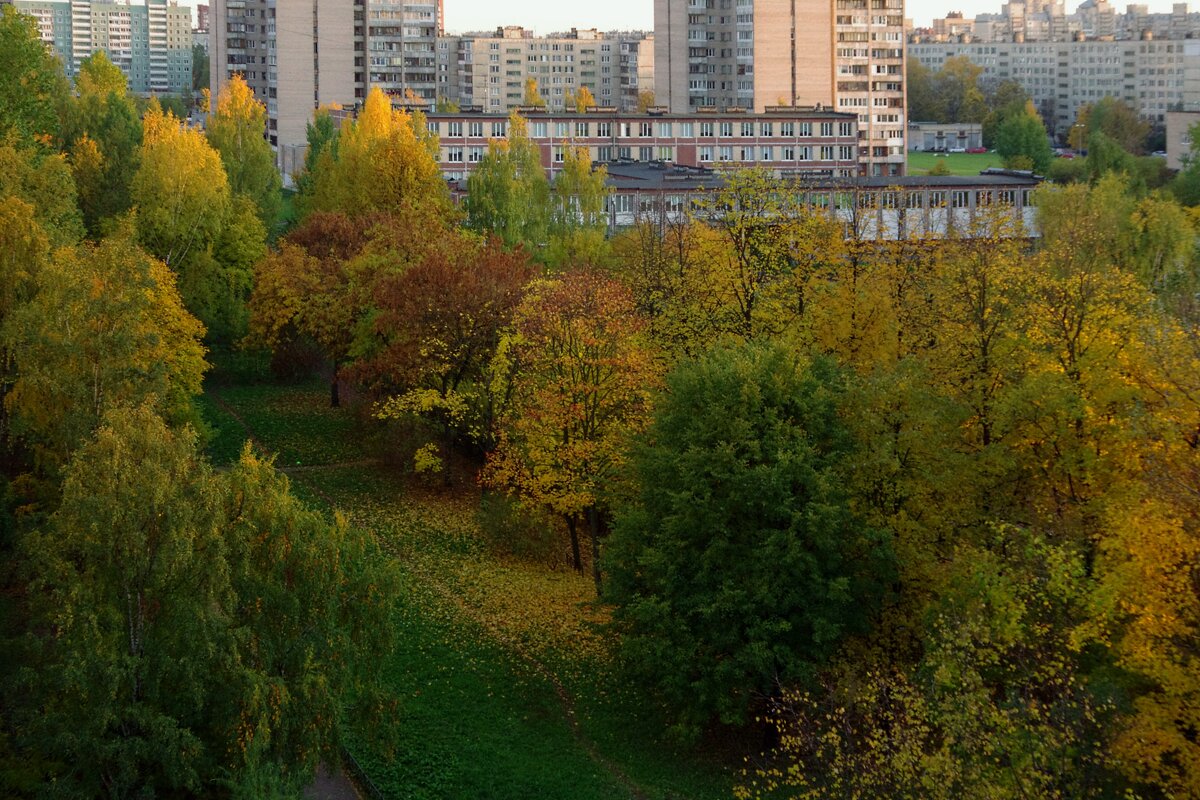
xmin=181 ymin=0 xmax=1193 ymax=34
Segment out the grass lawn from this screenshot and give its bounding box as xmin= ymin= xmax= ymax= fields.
xmin=202 ymin=367 xmax=739 ymax=800
xmin=907 ymin=150 xmax=1005 ymax=176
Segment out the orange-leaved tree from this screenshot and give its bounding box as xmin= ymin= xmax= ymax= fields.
xmin=482 ymin=269 xmax=659 ymax=591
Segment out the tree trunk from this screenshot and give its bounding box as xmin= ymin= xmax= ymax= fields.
xmin=330 ymin=367 xmax=340 ymax=408
xmin=588 ymin=505 xmax=602 ymax=597
xmin=566 ymin=514 xmax=582 ymax=573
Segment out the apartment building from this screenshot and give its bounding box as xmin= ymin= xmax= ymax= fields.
xmin=210 ymin=0 xmax=359 ymax=159
xmin=366 ymin=1 xmax=440 ymax=101
xmin=411 ymin=107 xmax=861 ymax=181
xmin=654 ymin=0 xmax=906 ymax=176
xmin=433 ymin=27 xmax=654 ymax=112
xmin=909 ymin=38 xmax=1188 ymax=134
xmin=9 ymin=0 xmax=192 ymax=95
xmin=917 ymin=1 xmax=1200 ymax=44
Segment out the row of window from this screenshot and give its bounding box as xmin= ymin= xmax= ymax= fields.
xmin=428 ymin=119 xmax=855 ymax=139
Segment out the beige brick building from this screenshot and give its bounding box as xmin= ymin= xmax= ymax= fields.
xmin=655 ymin=0 xmax=906 ymax=175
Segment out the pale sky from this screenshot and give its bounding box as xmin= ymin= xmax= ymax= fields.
xmin=177 ymin=0 xmax=1194 ymax=35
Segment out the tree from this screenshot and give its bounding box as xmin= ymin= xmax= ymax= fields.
xmin=482 ymin=270 xmax=658 ymax=591
xmin=435 ymin=96 xmax=461 ymax=113
xmin=191 ymin=43 xmax=209 ymax=93
xmin=993 ymin=103 xmax=1052 ymax=173
xmin=1069 ymin=97 xmax=1150 ymax=154
xmin=906 ymin=59 xmax=945 ymax=122
xmin=19 ymin=405 xmax=399 ymax=795
xmin=464 ymin=112 xmax=551 ymax=249
xmin=605 ymin=343 xmax=894 ymax=738
xmin=569 ymin=85 xmax=597 ymax=113
xmin=981 ymin=80 xmax=1030 ymax=148
xmin=523 ymin=77 xmax=547 ymax=108
xmin=369 ymin=238 xmax=537 ymax=458
xmin=0 ymin=5 xmax=69 ymax=145
xmin=61 ymin=51 xmax=142 ymax=235
xmin=636 ymin=90 xmax=656 ymax=113
xmin=303 ymin=87 xmax=450 ymax=221
xmin=0 ymin=142 xmax=84 ymax=246
xmin=206 ymin=73 xmax=282 ymax=226
xmin=547 ymin=145 xmax=610 ymax=266
xmin=937 ymin=56 xmax=987 ymax=123
xmin=293 ymin=107 xmax=338 ymax=200
xmin=4 ymin=223 xmax=207 ymax=471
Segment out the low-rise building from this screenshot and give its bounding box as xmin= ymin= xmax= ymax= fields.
xmin=908 ymin=122 xmax=985 ymax=151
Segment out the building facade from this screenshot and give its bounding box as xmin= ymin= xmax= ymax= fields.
xmin=10 ymin=0 xmax=192 ymax=95
xmin=654 ymin=0 xmax=906 ymax=176
xmin=433 ymin=27 xmax=653 ymax=113
xmin=909 ymin=38 xmax=1188 ymax=135
xmin=413 ymin=107 xmax=862 ymax=180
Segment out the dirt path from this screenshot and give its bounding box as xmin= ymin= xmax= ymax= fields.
xmin=211 ymin=388 xmax=649 ymax=799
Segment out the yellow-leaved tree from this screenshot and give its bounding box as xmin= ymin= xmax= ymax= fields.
xmin=303 ymin=87 xmax=450 ymax=221
xmin=206 ymin=73 xmax=282 ymax=226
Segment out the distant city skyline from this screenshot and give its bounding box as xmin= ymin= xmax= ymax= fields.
xmin=176 ymin=0 xmax=1195 ymax=33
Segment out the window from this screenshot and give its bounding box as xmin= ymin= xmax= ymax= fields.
xmin=700 ymin=146 xmax=713 ymax=162
xmin=556 ymin=122 xmax=569 ymax=136
xmin=447 ymin=147 xmax=464 ymax=162
xmin=659 ymin=146 xmax=675 ymax=160
xmin=741 ymin=121 xmax=754 ymax=136
xmin=819 ymin=145 xmax=834 ymax=160
xmin=838 ymin=121 xmax=854 ymax=136
xmin=679 ymin=121 xmax=694 ymax=136
xmin=820 ymin=122 xmax=833 ymax=136
xmin=576 ymin=121 xmax=589 ymax=137
xmin=468 ymin=146 xmax=485 ymax=162
xmin=781 ymin=121 xmax=794 ymax=137
xmin=447 ymin=121 xmax=463 ymax=137
xmin=760 ymin=122 xmax=774 ymax=136
xmin=739 ymin=146 xmax=754 ymax=161
xmin=640 ymin=122 xmax=653 ymax=137
xmin=952 ymin=190 xmax=969 ymax=208
xmin=531 ymin=121 xmax=548 ymax=136
xmin=719 ymin=145 xmax=732 ymax=161
xmin=658 ymin=122 xmax=673 ymax=136
xmin=701 ymin=121 xmax=714 ymax=137
xmin=597 ymin=122 xmax=611 ymax=137
xmin=720 ymin=121 xmax=734 ymax=136
xmin=783 ymin=146 xmax=795 ymax=160
xmin=929 ymin=190 xmax=946 ymax=207
xmin=491 ymin=121 xmax=506 ymax=137
xmin=798 ymin=122 xmax=812 ymax=136
xmin=761 ymin=146 xmax=774 ymax=160
xmin=553 ymin=146 xmax=565 ymax=163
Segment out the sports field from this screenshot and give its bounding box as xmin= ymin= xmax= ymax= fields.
xmin=907 ymin=150 xmax=1005 ymax=176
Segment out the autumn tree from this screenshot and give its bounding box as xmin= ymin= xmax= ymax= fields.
xmin=1068 ymin=97 xmax=1150 ymax=155
xmin=0 ymin=5 xmax=69 ymax=145
xmin=133 ymin=101 xmax=264 ymax=341
xmin=606 ymin=343 xmax=894 ymax=738
xmin=547 ymin=145 xmax=610 ymax=266
xmin=303 ymin=87 xmax=450 ymax=221
xmin=206 ymin=73 xmax=282 ymax=226
xmin=293 ymin=107 xmax=338 ymax=200
xmin=568 ymin=85 xmax=597 ymax=113
xmin=636 ymin=90 xmax=656 ymax=113
xmin=523 ymin=77 xmax=547 ymax=108
xmin=0 ymin=141 xmax=83 ymax=246
xmin=482 ymin=270 xmax=658 ymax=590
xmin=61 ymin=51 xmax=143 ymax=235
xmin=367 ymin=238 xmax=536 ymax=461
xmin=464 ymin=112 xmax=551 ymax=249
xmin=4 ymin=222 xmax=207 ymax=471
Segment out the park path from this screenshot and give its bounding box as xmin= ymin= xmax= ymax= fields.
xmin=208 ymin=387 xmax=649 ymax=800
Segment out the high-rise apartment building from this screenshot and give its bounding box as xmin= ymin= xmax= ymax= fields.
xmin=366 ymin=1 xmax=441 ymax=101
xmin=433 ymin=27 xmax=654 ymax=112
xmin=196 ymin=3 xmax=208 ymax=31
xmin=9 ymin=0 xmax=192 ymax=95
xmin=655 ymin=0 xmax=906 ymax=175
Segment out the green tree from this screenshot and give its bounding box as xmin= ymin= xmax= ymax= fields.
xmin=293 ymin=107 xmax=338 ymax=200
xmin=981 ymin=79 xmax=1030 ymax=147
xmin=937 ymin=56 xmax=987 ymax=123
xmin=906 ymin=59 xmax=945 ymax=122
xmin=1069 ymin=97 xmax=1150 ymax=154
xmin=206 ymin=73 xmax=282 ymax=226
xmin=464 ymin=112 xmax=551 ymax=248
xmin=19 ymin=406 xmax=399 ymax=795
xmin=191 ymin=43 xmax=209 ymax=94
xmin=0 ymin=142 xmax=84 ymax=246
xmin=993 ymin=104 xmax=1052 ymax=173
xmin=606 ymin=343 xmax=895 ymax=737
xmin=61 ymin=51 xmax=143 ymax=235
xmin=4 ymin=223 xmax=207 ymax=471
xmin=0 ymin=5 xmax=69 ymax=145
xmin=547 ymin=144 xmax=610 ymax=265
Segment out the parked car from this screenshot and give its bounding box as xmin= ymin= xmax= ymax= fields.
xmin=949 ymin=147 xmax=967 ymax=153
xmin=966 ymin=146 xmax=988 ymax=154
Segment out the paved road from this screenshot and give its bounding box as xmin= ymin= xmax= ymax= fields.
xmin=304 ymin=764 xmax=361 ymax=800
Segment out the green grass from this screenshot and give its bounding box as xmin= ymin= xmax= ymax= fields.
xmin=202 ymin=375 xmax=738 ymax=799
xmin=907 ymin=150 xmax=1005 ymax=176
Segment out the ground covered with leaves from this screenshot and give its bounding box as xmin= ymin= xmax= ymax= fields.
xmin=202 ymin=358 xmax=735 ymax=800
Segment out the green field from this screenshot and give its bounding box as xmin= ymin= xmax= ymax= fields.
xmin=907 ymin=150 xmax=1005 ymax=176
xmin=201 ymin=356 xmax=738 ymax=800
